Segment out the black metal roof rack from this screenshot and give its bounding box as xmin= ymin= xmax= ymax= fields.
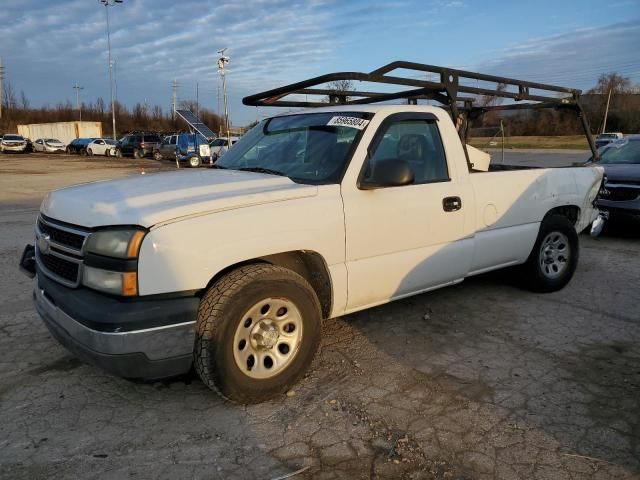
xmin=243 ymin=60 xmax=598 ymax=158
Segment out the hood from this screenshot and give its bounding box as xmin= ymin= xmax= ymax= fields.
xmin=601 ymin=163 xmax=640 ymax=184
xmin=41 ymin=169 xmax=318 ymax=228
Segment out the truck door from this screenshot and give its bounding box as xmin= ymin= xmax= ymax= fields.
xmin=342 ymin=113 xmax=473 ymax=311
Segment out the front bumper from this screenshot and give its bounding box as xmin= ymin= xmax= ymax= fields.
xmin=596 ymin=199 xmax=640 ymax=221
xmin=2 ymin=144 xmax=27 ymax=152
xmin=32 ymin=271 xmax=198 ymax=380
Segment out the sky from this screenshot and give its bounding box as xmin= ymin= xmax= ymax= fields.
xmin=1 ymin=0 xmax=639 ymax=125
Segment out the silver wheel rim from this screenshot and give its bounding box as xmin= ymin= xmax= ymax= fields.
xmin=190 ymin=157 xmax=199 ymax=167
xmin=232 ymin=297 xmax=303 ymax=380
xmin=539 ymin=231 xmax=570 ymax=279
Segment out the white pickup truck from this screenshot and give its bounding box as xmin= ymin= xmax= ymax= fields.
xmin=21 ymin=101 xmax=603 ymax=403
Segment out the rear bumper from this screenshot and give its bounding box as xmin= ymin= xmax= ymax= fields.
xmin=33 ymin=273 xmax=198 ymax=379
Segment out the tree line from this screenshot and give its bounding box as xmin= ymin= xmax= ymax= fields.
xmin=0 ymin=81 xmax=223 ymax=136
xmin=474 ymin=73 xmax=640 ymax=136
xmin=1 ymin=72 xmax=638 ymax=137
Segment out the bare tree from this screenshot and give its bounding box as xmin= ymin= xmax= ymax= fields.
xmin=326 ymin=79 xmax=353 ymax=104
xmin=20 ymin=90 xmax=30 ymax=110
xmin=588 ymin=72 xmax=631 ymax=96
xmin=2 ymin=80 xmax=17 ymax=110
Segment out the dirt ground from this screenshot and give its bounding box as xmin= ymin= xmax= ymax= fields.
xmin=1 ymin=153 xmax=639 ymax=480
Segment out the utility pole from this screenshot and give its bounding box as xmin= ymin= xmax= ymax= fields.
xmin=73 ymin=82 xmax=84 ymax=122
xmin=601 ymin=87 xmax=612 ymax=134
xmin=217 ymin=48 xmax=230 ymax=141
xmin=171 ymin=79 xmax=179 ymax=123
xmin=216 ymin=83 xmax=221 ymax=133
xmin=0 ymin=57 xmax=4 ymax=121
xmin=99 ymin=0 xmax=123 ymax=140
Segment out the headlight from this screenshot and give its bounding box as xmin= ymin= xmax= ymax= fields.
xmin=85 ymin=229 xmax=145 ymax=259
xmin=83 ymin=265 xmax=138 ymax=296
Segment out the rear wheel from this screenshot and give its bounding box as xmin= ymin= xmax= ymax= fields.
xmin=194 ymin=264 xmax=322 ymax=404
xmin=153 ymin=151 xmax=163 ymax=161
xmin=520 ymin=215 xmax=579 ymax=292
xmin=189 ymin=156 xmax=202 ymax=168
xmin=115 ymin=148 xmax=122 ymax=158
xmin=87 ymin=148 xmax=93 ymax=156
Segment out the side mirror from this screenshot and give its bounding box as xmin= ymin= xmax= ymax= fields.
xmin=359 ymin=158 xmax=414 ymax=190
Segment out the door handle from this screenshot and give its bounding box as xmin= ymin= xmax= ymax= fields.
xmin=442 ymin=196 xmax=462 ymax=212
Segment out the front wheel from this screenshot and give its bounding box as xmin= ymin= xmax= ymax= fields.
xmin=115 ymin=148 xmax=122 ymax=158
xmin=87 ymin=148 xmax=93 ymax=156
xmin=134 ymin=149 xmax=144 ymax=159
xmin=194 ymin=264 xmax=322 ymax=404
xmin=520 ymin=215 xmax=579 ymax=292
xmin=189 ymin=155 xmax=202 ymax=168
xmin=153 ymin=151 xmax=163 ymax=161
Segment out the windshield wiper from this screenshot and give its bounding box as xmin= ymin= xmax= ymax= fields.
xmin=237 ymin=167 xmax=287 ymax=177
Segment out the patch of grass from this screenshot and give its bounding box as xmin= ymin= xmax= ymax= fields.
xmin=469 ymin=135 xmax=589 ymax=150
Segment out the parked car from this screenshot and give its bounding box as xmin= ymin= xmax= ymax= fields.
xmin=0 ymin=134 xmax=28 ymax=153
xmin=21 ymin=102 xmax=603 ymax=403
xmin=153 ymin=133 xmax=211 ymax=167
xmin=86 ymin=138 xmax=118 ymax=157
xmin=115 ymin=133 xmax=161 ymax=158
xmin=591 ymin=135 xmax=640 ymax=224
xmin=66 ymin=138 xmax=97 ymax=155
xmin=595 ymin=132 xmax=623 ymax=149
xmin=33 ymin=138 xmax=66 ymax=153
xmin=209 ymin=136 xmax=239 ymax=160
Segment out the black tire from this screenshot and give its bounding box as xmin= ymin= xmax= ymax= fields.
xmin=105 ymin=149 xmax=110 ymax=157
xmin=134 ymin=149 xmax=143 ymax=159
xmin=189 ymin=156 xmax=202 ymax=168
xmin=153 ymin=151 xmax=163 ymax=161
xmin=520 ymin=215 xmax=579 ymax=293
xmin=115 ymin=148 xmax=122 ymax=158
xmin=87 ymin=148 xmax=93 ymax=156
xmin=194 ymin=264 xmax=322 ymax=404
xmin=80 ymin=148 xmax=87 ymax=156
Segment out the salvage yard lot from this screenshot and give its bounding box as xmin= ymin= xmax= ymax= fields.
xmin=1 ymin=153 xmax=639 ymax=479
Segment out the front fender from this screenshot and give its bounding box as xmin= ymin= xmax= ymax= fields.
xmin=137 ymin=186 xmax=345 ymax=297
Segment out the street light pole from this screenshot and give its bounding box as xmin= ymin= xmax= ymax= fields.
xmin=99 ymin=0 xmax=122 ymax=140
xmin=217 ymin=48 xmax=230 ymax=142
xmin=73 ymin=82 xmax=84 ymax=122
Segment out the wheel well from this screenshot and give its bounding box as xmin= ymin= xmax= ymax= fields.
xmin=202 ymin=251 xmax=333 ymax=319
xmin=545 ymin=205 xmax=580 ymax=225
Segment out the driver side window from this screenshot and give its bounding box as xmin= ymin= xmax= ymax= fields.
xmin=364 ymin=119 xmax=449 ymax=184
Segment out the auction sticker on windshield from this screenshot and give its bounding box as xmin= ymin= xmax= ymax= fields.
xmin=327 ymin=116 xmax=370 ymax=130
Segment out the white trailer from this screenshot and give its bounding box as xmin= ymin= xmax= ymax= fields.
xmin=17 ymin=121 xmax=102 ymax=146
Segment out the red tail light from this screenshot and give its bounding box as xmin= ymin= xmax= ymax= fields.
xmin=140 ymin=143 xmax=146 ymax=148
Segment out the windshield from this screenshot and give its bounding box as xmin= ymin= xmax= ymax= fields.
xmin=599 ymin=139 xmax=640 ymax=164
xmin=598 ymin=134 xmax=618 ymax=139
xmin=105 ymin=139 xmax=117 ymax=145
xmin=216 ymin=112 xmax=371 ymax=184
xmin=210 ymin=138 xmax=226 ymax=147
xmin=45 ymin=138 xmax=61 ymax=143
xmin=3 ymin=135 xmax=23 ymax=141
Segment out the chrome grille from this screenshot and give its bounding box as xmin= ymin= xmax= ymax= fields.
xmin=35 ymin=216 xmax=89 ymax=287
xmin=602 ymin=187 xmax=640 ymax=202
xmin=37 ymin=218 xmax=85 ymax=250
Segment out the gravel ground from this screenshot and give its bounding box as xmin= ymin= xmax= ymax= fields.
xmin=1 ymin=153 xmax=639 ymax=480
